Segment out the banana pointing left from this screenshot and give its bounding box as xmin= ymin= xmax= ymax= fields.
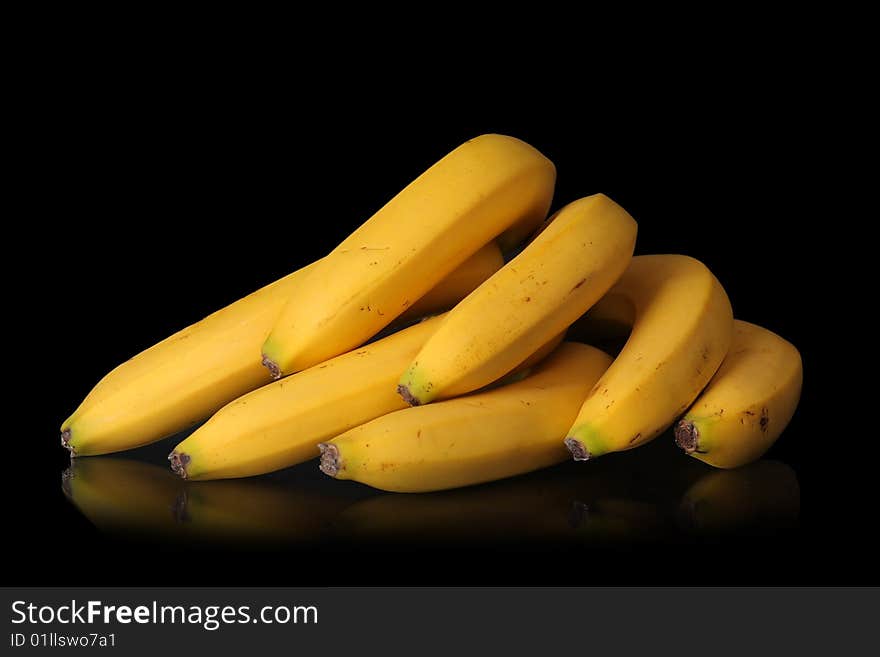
xmin=261 ymin=134 xmax=556 ymax=378
xmin=60 ymin=242 xmax=505 ymax=457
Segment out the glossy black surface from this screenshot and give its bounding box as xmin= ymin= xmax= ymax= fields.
xmin=12 ymin=79 xmax=868 ymax=585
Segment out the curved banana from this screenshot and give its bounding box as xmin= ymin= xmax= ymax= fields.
xmin=564 ymin=255 xmax=734 ymax=461
xmin=170 ymin=315 xmax=444 ymax=480
xmin=677 ymin=460 xmax=800 ymax=533
xmin=262 ymin=134 xmax=556 ymax=377
xmin=320 ymin=342 xmax=612 ymax=493
xmin=674 ymin=320 xmax=802 ymax=468
xmin=397 ymin=194 xmax=636 ymax=406
xmin=60 ymin=245 xmax=503 ymax=457
xmin=171 ymin=316 xmax=562 ymax=481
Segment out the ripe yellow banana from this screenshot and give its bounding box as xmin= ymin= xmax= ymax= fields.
xmin=564 ymin=255 xmax=734 ymax=461
xmin=170 ymin=315 xmax=444 ymax=480
xmin=261 ymin=134 xmax=556 ymax=377
xmin=398 ymin=194 xmax=637 ymax=406
xmin=60 ymin=245 xmax=502 ymax=457
xmin=674 ymin=320 xmax=802 ymax=468
xmin=320 ymin=342 xmax=612 ymax=493
xmin=170 ymin=312 xmax=561 ymax=481
xmin=397 ymin=241 xmax=504 ymax=323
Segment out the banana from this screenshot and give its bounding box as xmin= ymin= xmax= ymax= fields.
xmin=564 ymin=255 xmax=734 ymax=461
xmin=261 ymin=134 xmax=556 ymax=377
xmin=62 ymin=457 xmax=350 ymax=543
xmin=60 ymin=244 xmax=503 ymax=457
xmin=398 ymin=194 xmax=637 ymax=406
xmin=674 ymin=320 xmax=802 ymax=468
xmin=170 ymin=312 xmax=561 ymax=481
xmin=677 ymin=460 xmax=800 ymax=533
xmin=170 ymin=315 xmax=444 ymax=480
xmin=397 ymin=241 xmax=504 ymax=323
xmin=320 ymin=342 xmax=612 ymax=493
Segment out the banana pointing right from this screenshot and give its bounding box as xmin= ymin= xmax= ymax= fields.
xmin=674 ymin=320 xmax=802 ymax=468
xmin=564 ymin=255 xmax=734 ymax=461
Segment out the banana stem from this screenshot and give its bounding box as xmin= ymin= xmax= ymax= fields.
xmin=317 ymin=443 xmax=342 ymax=477
xmin=674 ymin=420 xmax=700 ymax=453
xmin=168 ymin=451 xmax=192 ymax=479
xmin=564 ymin=437 xmax=591 ymax=461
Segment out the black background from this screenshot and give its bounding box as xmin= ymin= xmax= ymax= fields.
xmin=10 ymin=64 xmax=870 ymax=586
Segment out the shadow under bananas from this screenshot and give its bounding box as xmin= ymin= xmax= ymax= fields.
xmin=61 ymin=456 xmax=371 ymax=547
xmin=62 ymin=435 xmax=801 ymax=549
xmin=329 ymin=438 xmax=801 ymax=546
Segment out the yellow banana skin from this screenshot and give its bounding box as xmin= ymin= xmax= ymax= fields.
xmin=396 ymin=241 xmax=504 ymax=323
xmin=60 ymin=245 xmax=502 ymax=457
xmin=170 ymin=315 xmax=444 ymax=480
xmin=564 ymin=255 xmax=734 ymax=460
xmin=262 ymin=134 xmax=556 ymax=377
xmin=674 ymin=320 xmax=802 ymax=468
xmin=320 ymin=342 xmax=612 ymax=493
xmin=398 ymin=194 xmax=636 ymax=406
xmin=171 ymin=321 xmax=562 ymax=481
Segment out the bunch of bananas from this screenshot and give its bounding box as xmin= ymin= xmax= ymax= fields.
xmin=61 ymin=134 xmax=802 ymax=493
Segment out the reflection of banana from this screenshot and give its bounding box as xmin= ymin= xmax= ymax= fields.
xmin=675 ymin=320 xmax=802 ymax=468
xmin=262 ymin=134 xmax=556 ymax=377
xmin=398 ymin=194 xmax=636 ymax=405
xmin=565 ymin=255 xmax=734 ymax=460
xmin=677 ymin=460 xmax=799 ymax=534
xmin=62 ymin=458 xmax=348 ymax=543
xmin=321 ymin=343 xmax=612 ymax=492
xmin=61 ymin=243 xmax=505 ymax=457
xmin=62 ymin=457 xmax=187 ymax=537
xmin=569 ymin=498 xmax=668 ymax=543
xmin=332 ymin=464 xmax=673 ymax=544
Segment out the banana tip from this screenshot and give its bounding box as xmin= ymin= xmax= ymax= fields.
xmin=318 ymin=443 xmax=341 ymax=477
xmin=564 ymin=437 xmax=591 ymax=461
xmin=674 ymin=420 xmax=699 ymax=453
xmin=261 ymin=354 xmax=282 ymax=380
xmin=168 ymin=451 xmax=191 ymax=479
xmin=61 ymin=429 xmax=75 ymax=457
xmin=397 ymin=384 xmax=421 ymax=406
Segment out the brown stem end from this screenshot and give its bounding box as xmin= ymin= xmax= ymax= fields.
xmin=564 ymin=437 xmax=591 ymax=461
xmin=318 ymin=443 xmax=342 ymax=477
xmin=168 ymin=450 xmax=191 ymax=479
xmin=397 ymin=384 xmax=421 ymax=407
xmin=261 ymin=354 xmax=282 ymax=380
xmin=61 ymin=429 xmax=75 ymax=457
xmin=674 ymin=420 xmax=700 ymax=453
